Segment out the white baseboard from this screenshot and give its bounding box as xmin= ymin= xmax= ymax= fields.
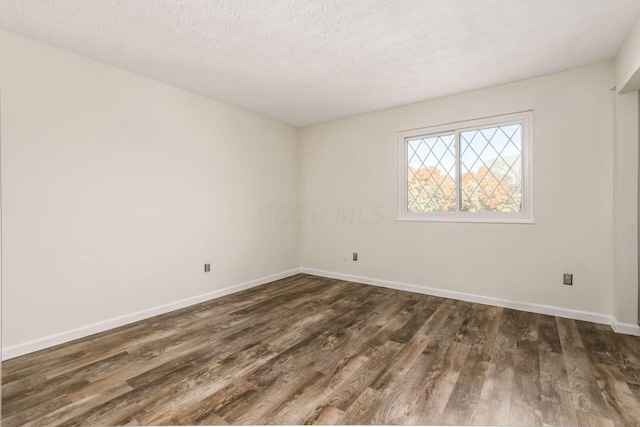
xmin=611 ymin=319 xmax=640 ymax=336
xmin=1 ymin=269 xmax=301 ymax=361
xmin=300 ymin=268 xmax=640 ymax=336
xmin=5 ymin=267 xmax=638 ymax=361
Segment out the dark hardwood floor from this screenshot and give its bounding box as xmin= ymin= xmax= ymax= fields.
xmin=2 ymin=274 xmax=640 ymax=426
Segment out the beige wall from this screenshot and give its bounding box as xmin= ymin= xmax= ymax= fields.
xmin=614 ymin=15 xmax=640 ymax=326
xmin=614 ymin=14 xmax=640 ymax=326
xmin=614 ymin=91 xmax=639 ymax=325
xmin=299 ymin=62 xmax=616 ymax=317
xmin=0 ymin=29 xmax=299 ymax=348
xmin=616 ymin=16 xmax=640 ymax=93
xmin=2 ymin=29 xmax=638 ymax=354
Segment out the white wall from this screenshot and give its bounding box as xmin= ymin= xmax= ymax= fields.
xmin=0 ymin=29 xmax=299 ymax=350
xmin=300 ymin=63 xmax=616 ymax=318
xmin=614 ymin=14 xmax=640 ymax=327
xmin=614 ymin=91 xmax=639 ymax=326
xmin=616 ymin=15 xmax=640 ymax=93
xmin=3 ymin=27 xmax=639 ymax=357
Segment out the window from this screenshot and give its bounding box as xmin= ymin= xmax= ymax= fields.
xmin=398 ymin=111 xmax=533 ymax=223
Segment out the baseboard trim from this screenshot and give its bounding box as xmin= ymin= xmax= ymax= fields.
xmin=1 ymin=269 xmax=301 ymax=361
xmin=300 ymin=268 xmax=639 ymax=335
xmin=5 ymin=267 xmax=637 ymax=360
xmin=611 ymin=319 xmax=640 ymax=336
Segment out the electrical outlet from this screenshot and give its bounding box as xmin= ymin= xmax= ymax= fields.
xmin=352 ymin=252 xmax=358 ymax=261
xmin=563 ymin=273 xmax=572 ymax=285
xmin=204 ymin=263 xmax=211 ymax=273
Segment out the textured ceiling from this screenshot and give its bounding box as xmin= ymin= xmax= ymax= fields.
xmin=1 ymin=1 xmax=639 ymax=127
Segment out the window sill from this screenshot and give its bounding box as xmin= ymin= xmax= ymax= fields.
xmin=396 ymin=216 xmax=535 ymax=224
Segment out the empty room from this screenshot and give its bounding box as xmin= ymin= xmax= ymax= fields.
xmin=2 ymin=0 xmax=640 ymax=426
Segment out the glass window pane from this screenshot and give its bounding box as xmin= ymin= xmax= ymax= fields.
xmin=459 ymin=124 xmax=523 ymax=212
xmin=407 ymin=134 xmax=456 ymax=213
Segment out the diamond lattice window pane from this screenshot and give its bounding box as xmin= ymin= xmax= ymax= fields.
xmin=459 ymin=124 xmax=523 ymax=212
xmin=407 ymin=134 xmax=456 ymax=212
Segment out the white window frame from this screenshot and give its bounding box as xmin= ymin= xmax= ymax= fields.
xmin=398 ymin=111 xmax=534 ymax=223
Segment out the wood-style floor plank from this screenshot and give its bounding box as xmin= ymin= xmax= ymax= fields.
xmin=509 ymin=312 xmax=543 ymax=426
xmin=539 ymin=349 xmax=579 ymax=426
xmin=403 ymin=340 xmax=471 ymax=425
xmin=442 ymin=305 xmax=503 ymax=425
xmin=557 ymin=317 xmax=613 ymax=420
xmin=471 ymin=308 xmax=518 ymax=426
xmin=3 ymin=274 xmax=640 ymax=426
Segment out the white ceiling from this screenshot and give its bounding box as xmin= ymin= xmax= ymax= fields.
xmin=1 ymin=1 xmax=639 ymax=127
